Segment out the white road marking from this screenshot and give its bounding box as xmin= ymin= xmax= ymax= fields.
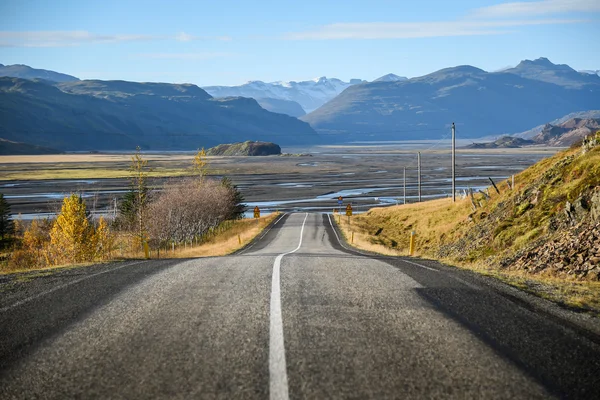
xmin=0 ymin=260 xmax=147 ymax=313
xmin=270 ymin=213 xmax=308 ymax=400
xmin=239 ymin=213 xmax=287 ymax=254
xmin=326 ymin=214 xmax=439 ymax=272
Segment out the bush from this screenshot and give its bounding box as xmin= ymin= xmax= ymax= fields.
xmin=147 ymin=178 xmax=234 ymax=246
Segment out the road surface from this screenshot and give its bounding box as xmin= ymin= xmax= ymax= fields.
xmin=1 ymin=213 xmax=599 ymax=399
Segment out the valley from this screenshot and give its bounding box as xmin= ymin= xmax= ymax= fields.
xmin=0 ymin=143 xmax=559 ymax=219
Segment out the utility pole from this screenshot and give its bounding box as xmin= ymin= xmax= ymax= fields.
xmin=417 ymin=152 xmax=421 ymax=202
xmin=452 ymin=122 xmax=456 ymax=202
xmin=403 ymin=167 xmax=406 ymax=204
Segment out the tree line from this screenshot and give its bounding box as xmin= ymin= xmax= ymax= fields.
xmin=2 ymin=148 xmax=246 ymax=270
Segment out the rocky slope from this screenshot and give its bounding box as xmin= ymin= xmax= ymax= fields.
xmin=301 ymin=58 xmax=600 ymax=141
xmin=206 ymin=141 xmax=281 ymax=156
xmin=532 ymin=118 xmax=600 ymax=147
xmin=0 ymin=77 xmax=319 ymax=151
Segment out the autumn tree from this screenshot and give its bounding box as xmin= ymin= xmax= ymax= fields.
xmin=0 ymin=193 xmax=14 ymax=239
xmin=49 ymin=194 xmax=95 ymax=264
xmin=120 ymin=146 xmax=152 ymax=247
xmin=94 ymin=216 xmax=114 ymax=260
xmin=191 ymin=147 xmax=209 ymax=179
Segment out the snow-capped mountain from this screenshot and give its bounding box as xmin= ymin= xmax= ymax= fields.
xmin=203 ymin=77 xmax=366 ymax=114
xmin=373 ymin=73 xmax=408 ymax=82
xmin=580 ymin=70 xmax=600 ymax=77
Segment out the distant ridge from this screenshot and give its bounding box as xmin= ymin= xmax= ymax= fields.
xmin=0 ymin=63 xmax=79 ymax=83
xmin=301 ymin=58 xmax=600 ymax=141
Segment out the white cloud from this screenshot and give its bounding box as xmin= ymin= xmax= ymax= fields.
xmin=471 ymin=0 xmax=600 ymax=18
xmin=284 ymin=19 xmax=585 ymax=40
xmin=0 ymin=31 xmax=232 ymax=47
xmin=175 ymin=31 xmax=194 ymax=42
xmin=134 ymin=52 xmax=232 ymax=60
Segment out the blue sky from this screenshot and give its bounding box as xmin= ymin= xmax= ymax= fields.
xmin=0 ymin=0 xmax=598 ymax=85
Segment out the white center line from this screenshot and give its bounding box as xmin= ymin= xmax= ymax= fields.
xmin=270 ymin=212 xmax=308 ymax=400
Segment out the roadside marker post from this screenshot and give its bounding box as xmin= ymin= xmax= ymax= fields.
xmin=143 ymin=242 xmax=150 ymax=259
xmin=409 ymin=231 xmax=416 ymax=256
xmin=346 ymin=204 xmax=353 ymax=224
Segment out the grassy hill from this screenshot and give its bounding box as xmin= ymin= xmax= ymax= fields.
xmin=338 ymin=135 xmax=600 ymax=313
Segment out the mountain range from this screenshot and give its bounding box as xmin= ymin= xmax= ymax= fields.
xmin=0 ymin=59 xmax=599 ymax=152
xmin=203 ymin=77 xmax=369 ymax=115
xmin=301 ymin=58 xmax=600 ymax=141
xmin=0 ymin=77 xmax=318 ymax=151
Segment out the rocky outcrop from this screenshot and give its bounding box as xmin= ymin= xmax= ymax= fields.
xmin=506 ymin=220 xmax=600 ymax=280
xmin=206 ymin=141 xmax=281 ymax=156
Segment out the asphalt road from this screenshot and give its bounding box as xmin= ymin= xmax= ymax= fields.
xmin=1 ymin=213 xmax=599 ymax=399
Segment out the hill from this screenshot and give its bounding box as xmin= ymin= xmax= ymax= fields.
xmin=301 ymin=58 xmax=600 ymax=141
xmin=339 ymin=136 xmax=600 ymax=312
xmin=254 ymin=97 xmax=306 ymax=117
xmin=206 ymin=141 xmax=281 ymax=156
xmin=0 ymin=138 xmax=61 ymax=155
xmin=0 ymin=63 xmax=79 ymax=83
xmin=514 ymin=110 xmax=600 ymax=139
xmin=203 ymin=76 xmax=366 ymax=114
xmin=532 ymin=118 xmax=600 ymax=146
xmin=466 ymin=136 xmax=534 ymax=149
xmin=0 ymin=77 xmax=319 ymax=151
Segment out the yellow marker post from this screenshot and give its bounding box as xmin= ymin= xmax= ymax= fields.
xmin=409 ymin=231 xmax=416 ymax=256
xmin=351 ymin=232 xmax=354 ymax=244
xmin=238 ymin=234 xmax=242 ymax=245
xmin=144 ymin=242 xmax=150 ymax=259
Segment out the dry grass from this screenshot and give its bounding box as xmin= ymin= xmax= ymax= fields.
xmin=113 ymin=213 xmax=280 ymax=260
xmin=154 ymin=213 xmax=279 ymax=258
xmin=338 ymin=197 xmax=472 ymax=257
xmin=0 ymin=213 xmax=279 ymax=275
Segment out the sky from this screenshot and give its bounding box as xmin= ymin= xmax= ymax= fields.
xmin=0 ymin=0 xmax=598 ymax=86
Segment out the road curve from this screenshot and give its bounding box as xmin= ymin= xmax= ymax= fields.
xmin=1 ymin=213 xmax=599 ymax=399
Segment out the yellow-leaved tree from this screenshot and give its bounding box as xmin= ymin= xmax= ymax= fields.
xmin=94 ymin=216 xmax=114 ymax=260
xmin=49 ymin=194 xmax=95 ymax=264
xmin=191 ymin=147 xmax=209 ymax=179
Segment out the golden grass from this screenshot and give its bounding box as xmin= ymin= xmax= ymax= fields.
xmin=337 ymin=197 xmax=472 ymax=257
xmin=152 ymin=213 xmax=279 ymax=258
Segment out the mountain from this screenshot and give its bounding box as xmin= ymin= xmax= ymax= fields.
xmin=514 ymin=110 xmax=600 ymax=139
xmin=503 ymin=58 xmax=599 ymax=88
xmin=0 ymin=138 xmax=61 ymax=155
xmin=203 ymin=77 xmax=366 ymax=114
xmin=532 ymin=118 xmax=600 ymax=147
xmin=0 ymin=77 xmax=318 ymax=151
xmin=374 ymin=73 xmax=407 ymax=82
xmin=0 ymin=63 xmax=79 ymax=83
xmin=579 ymin=70 xmax=600 ymax=77
xmin=301 ymin=58 xmax=600 ymax=141
xmin=254 ymin=97 xmax=306 ymax=117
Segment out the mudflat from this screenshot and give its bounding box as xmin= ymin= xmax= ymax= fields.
xmin=0 ymin=144 xmax=562 ymax=217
